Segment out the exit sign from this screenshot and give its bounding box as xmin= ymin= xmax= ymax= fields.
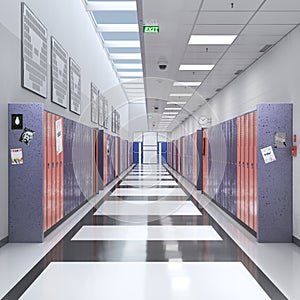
xmin=143 ymin=25 xmax=160 ymax=33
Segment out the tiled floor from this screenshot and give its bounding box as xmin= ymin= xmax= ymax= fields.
xmin=0 ymin=164 xmax=297 ymax=299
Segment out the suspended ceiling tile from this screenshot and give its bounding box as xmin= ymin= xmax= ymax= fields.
xmin=250 ymin=11 xmax=300 ymax=25
xmin=185 ymin=45 xmax=229 ymax=53
xmin=261 ymin=0 xmax=300 ymax=11
xmin=196 ymin=11 xmax=255 ymax=25
xmin=201 ymin=0 xmax=265 ymax=11
xmin=192 ymin=24 xmax=244 ymax=35
xmin=234 ymin=34 xmax=283 ymax=45
xmin=92 ymin=11 xmax=138 ymax=24
xmin=183 ymin=51 xmax=224 ymax=60
xmin=241 ymin=24 xmax=296 ymax=35
xmin=102 ymin=32 xmax=140 ymax=40
xmin=222 ymin=50 xmax=262 ymax=59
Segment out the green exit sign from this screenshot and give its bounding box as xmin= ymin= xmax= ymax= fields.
xmin=143 ymin=25 xmax=160 ymax=33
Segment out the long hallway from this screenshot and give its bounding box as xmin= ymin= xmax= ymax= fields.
xmin=3 ymin=164 xmax=286 ymax=299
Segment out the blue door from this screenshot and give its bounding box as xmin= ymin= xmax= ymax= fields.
xmin=133 ymin=142 xmax=143 ymax=164
xmin=158 ymin=142 xmax=167 ymax=164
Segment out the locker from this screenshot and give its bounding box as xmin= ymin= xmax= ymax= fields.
xmin=253 ymin=111 xmax=257 ymax=232
xmin=237 ymin=117 xmax=241 ymax=219
xmin=240 ymin=115 xmax=245 ymax=222
xmin=249 ymin=112 xmax=254 ymax=230
xmin=244 ymin=114 xmax=249 ymax=226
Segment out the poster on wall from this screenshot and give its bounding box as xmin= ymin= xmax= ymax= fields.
xmin=116 ymin=112 xmax=120 ymax=135
xmin=10 ymin=148 xmax=24 ymax=165
xmin=51 ymin=37 xmax=68 ymax=108
xmin=21 ymin=3 xmax=48 ymax=98
xmin=103 ymin=98 xmax=108 ymax=128
xmin=260 ymin=146 xmax=276 ymax=164
xmin=98 ymin=93 xmax=104 ymax=127
xmin=111 ymin=107 xmax=115 ymax=133
xmin=69 ymin=58 xmax=81 ymax=115
xmin=55 ymin=119 xmax=63 ymax=154
xmin=91 ymin=83 xmax=99 ymax=124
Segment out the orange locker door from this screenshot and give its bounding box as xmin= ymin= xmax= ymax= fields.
xmin=253 ymin=111 xmax=258 ymax=232
xmin=237 ymin=117 xmax=241 ymax=220
xmin=55 ymin=115 xmax=60 ymax=225
xmin=240 ymin=115 xmax=245 ymax=223
xmin=59 ymin=117 xmax=64 ymax=221
xmin=244 ymin=114 xmax=249 ymax=226
xmin=51 ymin=114 xmax=57 ymax=227
xmin=248 ymin=112 xmax=254 ymax=230
xmin=46 ymin=112 xmax=52 ymax=230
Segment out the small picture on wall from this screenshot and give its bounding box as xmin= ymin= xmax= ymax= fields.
xmin=98 ymin=93 xmax=104 ymax=127
xmin=91 ymin=83 xmax=99 ymax=124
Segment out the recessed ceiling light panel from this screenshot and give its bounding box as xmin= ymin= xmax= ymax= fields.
xmin=188 ymin=35 xmax=237 ymax=45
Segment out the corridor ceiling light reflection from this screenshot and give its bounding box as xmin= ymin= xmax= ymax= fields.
xmin=173 ymin=81 xmax=201 ymax=87
xmin=188 ymin=35 xmax=237 ymax=45
xmin=169 ymin=93 xmax=192 ymax=97
xmin=115 ymin=63 xmax=143 ymax=69
xmin=167 ymin=102 xmax=186 ymax=105
xmin=97 ymin=24 xmax=139 ymax=32
xmin=86 ymin=2 xmax=137 ymax=11
xmin=165 ymin=107 xmax=182 ymax=111
xmin=104 ymin=41 xmax=140 ymax=48
xmin=179 ymin=65 xmax=214 ymax=71
xmin=119 ymin=72 xmax=143 ymax=77
xmin=163 ymin=112 xmax=178 ymax=115
xmin=110 ymin=53 xmax=142 ymax=60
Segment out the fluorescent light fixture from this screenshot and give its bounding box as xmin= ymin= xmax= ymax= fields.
xmin=179 ymin=64 xmax=214 ymax=71
xmin=188 ymin=35 xmax=237 ymax=45
xmin=97 ymin=24 xmax=139 ymax=32
xmin=169 ymin=93 xmax=192 ymax=97
xmin=119 ymin=72 xmax=143 ymax=77
xmin=104 ymin=41 xmax=140 ymax=48
xmin=165 ymin=107 xmax=182 ymax=111
xmin=86 ymin=2 xmax=137 ymax=11
xmin=167 ymin=102 xmax=186 ymax=105
xmin=115 ymin=63 xmax=142 ymax=69
xmin=162 ymin=116 xmax=176 ymax=119
xmin=121 ymin=78 xmax=144 ymax=83
xmin=173 ymin=81 xmax=201 ymax=87
xmin=125 ymin=89 xmax=145 ymax=93
xmin=111 ymin=53 xmax=142 ymax=60
xmin=163 ymin=112 xmax=178 ymax=115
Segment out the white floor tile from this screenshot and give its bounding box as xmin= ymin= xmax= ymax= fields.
xmin=120 ymin=180 xmax=178 ymax=186
xmin=71 ymin=225 xmax=221 ymax=241
xmin=126 ymin=175 xmax=173 ymax=180
xmin=94 ymin=201 xmax=201 ymax=216
xmin=110 ymin=188 xmax=186 ymax=197
xmin=20 ymin=262 xmax=270 ymax=300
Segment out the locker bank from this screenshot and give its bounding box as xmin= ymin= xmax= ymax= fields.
xmin=1 ymin=0 xmax=300 ymax=299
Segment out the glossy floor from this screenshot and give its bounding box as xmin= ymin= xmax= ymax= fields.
xmin=1 ymin=164 xmax=298 ymax=299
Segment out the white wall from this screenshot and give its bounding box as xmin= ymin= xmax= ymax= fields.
xmin=128 ymin=103 xmax=148 ymax=141
xmin=0 ymin=0 xmax=129 ymax=240
xmin=171 ymin=24 xmax=300 ymax=240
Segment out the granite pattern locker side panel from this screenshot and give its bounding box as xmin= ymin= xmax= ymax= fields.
xmin=8 ymin=103 xmax=44 ymax=242
xmin=256 ymin=104 xmax=293 ymax=242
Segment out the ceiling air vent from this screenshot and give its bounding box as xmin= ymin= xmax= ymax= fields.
xmin=234 ymin=69 xmax=243 ymax=75
xmin=215 ymin=88 xmax=222 ymax=92
xmin=259 ymin=44 xmax=273 ymax=53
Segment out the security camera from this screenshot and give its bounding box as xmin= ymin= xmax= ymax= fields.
xmin=158 ymin=61 xmax=168 ymax=70
xmin=154 ymin=106 xmax=159 ymax=110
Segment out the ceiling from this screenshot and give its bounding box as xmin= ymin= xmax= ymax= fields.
xmin=84 ymin=0 xmax=300 ymax=132
xmin=139 ymin=0 xmax=300 ymax=131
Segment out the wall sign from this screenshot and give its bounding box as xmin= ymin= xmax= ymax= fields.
xmin=55 ymin=119 xmax=63 ymax=154
xmin=51 ymin=37 xmax=68 ymax=108
xmin=91 ymin=83 xmax=99 ymax=124
xmin=143 ymin=25 xmax=160 ymax=33
xmin=69 ymin=58 xmax=81 ymax=115
xmin=21 ymin=3 xmax=47 ymax=98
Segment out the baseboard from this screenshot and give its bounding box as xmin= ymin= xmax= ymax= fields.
xmin=293 ymin=236 xmax=300 ymax=247
xmin=0 ymin=236 xmax=8 ymax=248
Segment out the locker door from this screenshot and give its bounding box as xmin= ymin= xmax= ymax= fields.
xmin=237 ymin=117 xmax=241 ymax=220
xmin=244 ymin=114 xmax=249 ymax=226
xmin=47 ymin=113 xmax=53 ymax=229
xmin=43 ymin=112 xmax=48 ymax=232
xmin=104 ymin=134 xmax=107 ymax=186
xmin=248 ymin=112 xmax=254 ymax=230
xmin=253 ymin=111 xmax=257 ymax=232
xmin=59 ymin=118 xmax=64 ymax=220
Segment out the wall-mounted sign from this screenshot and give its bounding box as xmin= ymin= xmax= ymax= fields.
xmin=11 ymin=148 xmax=24 ymax=165
xmin=274 ymin=132 xmax=287 ymax=148
xmin=56 ymin=119 xmax=63 ymax=154
xmin=143 ymin=25 xmax=159 ymax=33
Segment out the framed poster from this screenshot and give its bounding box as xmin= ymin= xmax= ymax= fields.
xmin=103 ymin=98 xmax=108 ymax=128
xmin=51 ymin=37 xmax=68 ymax=108
xmin=21 ymin=3 xmax=47 ymax=98
xmin=111 ymin=107 xmax=115 ymax=133
xmin=91 ymin=83 xmax=99 ymax=124
xmin=69 ymin=58 xmax=81 ymax=115
xmin=98 ymin=93 xmax=104 ymax=127
xmin=116 ymin=112 xmax=120 ymax=135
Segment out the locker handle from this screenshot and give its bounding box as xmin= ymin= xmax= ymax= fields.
xmin=47 ymin=163 xmax=50 ymax=168
xmin=56 ymin=162 xmax=59 ymax=167
xmin=52 ymin=162 xmax=54 ymax=168
xmin=60 ymin=161 xmax=62 ymax=167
